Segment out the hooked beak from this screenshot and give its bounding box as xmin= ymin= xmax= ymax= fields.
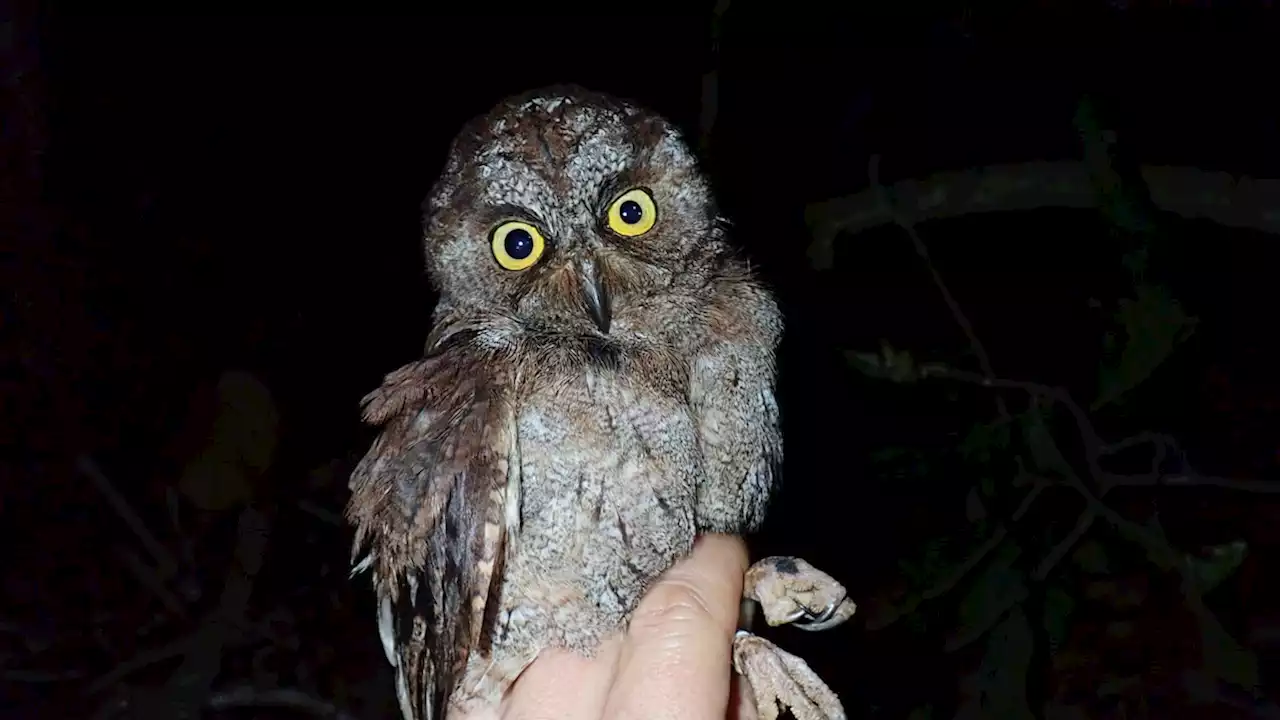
xmin=578 ymin=258 xmax=611 ymax=334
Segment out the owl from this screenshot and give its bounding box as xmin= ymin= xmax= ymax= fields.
xmin=346 ymin=86 xmax=856 ymax=720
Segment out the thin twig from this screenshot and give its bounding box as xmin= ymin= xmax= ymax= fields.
xmin=922 ymin=526 xmax=1007 ymax=602
xmin=934 ymin=480 xmax=1052 ymax=651
xmin=870 ymin=155 xmax=1010 ymax=422
xmin=143 ymin=504 xmax=271 ymax=719
xmin=698 ymin=0 xmax=731 ymax=153
xmin=84 ymin=623 xmax=258 ymax=696
xmin=944 ymin=581 xmax=1029 ymax=653
xmin=297 ymin=499 xmax=345 ymax=526
xmin=1034 ymin=507 xmax=1097 ymax=581
xmin=207 ymin=686 xmax=359 ymax=720
xmin=113 ymin=546 xmax=188 ymax=620
xmin=917 ymin=364 xmax=1111 ymax=483
xmin=77 ymin=455 xmax=178 ymax=578
xmin=4 ymin=668 xmax=85 ymax=682
xmin=86 ymin=634 xmax=200 ymax=695
xmin=921 ymin=366 xmax=1279 ymax=495
xmin=1099 ymin=430 xmax=1178 ymax=459
xmin=921 ymin=478 xmax=1048 ymax=601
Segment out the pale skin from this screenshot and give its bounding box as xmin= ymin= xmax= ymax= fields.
xmin=458 ymin=534 xmax=759 ymax=720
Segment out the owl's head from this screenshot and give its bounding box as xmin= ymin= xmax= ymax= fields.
xmin=421 ymin=86 xmax=727 ymax=347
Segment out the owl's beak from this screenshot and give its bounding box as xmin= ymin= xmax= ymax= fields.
xmin=578 ymin=258 xmax=611 ymax=334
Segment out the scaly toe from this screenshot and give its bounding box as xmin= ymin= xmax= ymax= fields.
xmin=733 ymin=631 xmax=847 ymax=720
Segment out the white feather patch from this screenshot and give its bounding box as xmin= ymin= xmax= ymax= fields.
xmin=378 ymin=593 xmax=397 ymax=668
xmin=350 ymin=553 xmax=374 ymax=578
xmin=395 ymin=662 xmax=415 ymax=720
xmin=504 ymin=408 xmax=522 ymax=551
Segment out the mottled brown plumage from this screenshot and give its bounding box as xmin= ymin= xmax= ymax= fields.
xmin=346 ymin=85 xmax=852 ymax=720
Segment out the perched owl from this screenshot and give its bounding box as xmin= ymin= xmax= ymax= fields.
xmin=346 ymin=86 xmax=855 ymax=720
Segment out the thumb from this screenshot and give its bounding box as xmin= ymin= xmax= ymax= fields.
xmin=605 ymin=534 xmax=749 ymax=720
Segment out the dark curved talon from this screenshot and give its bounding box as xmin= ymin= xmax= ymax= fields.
xmin=778 ymin=607 xmax=809 ymax=625
xmin=777 ymin=600 xmax=838 ymax=627
xmin=794 ymin=601 xmax=838 ymax=628
xmin=744 ymin=556 xmax=858 ymax=632
xmin=794 ymin=595 xmax=855 ymax=632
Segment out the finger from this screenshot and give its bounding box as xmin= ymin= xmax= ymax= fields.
xmin=497 ymin=638 xmax=622 ymax=720
xmin=603 ymin=534 xmax=749 ymax=720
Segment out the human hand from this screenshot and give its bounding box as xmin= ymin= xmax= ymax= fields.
xmin=459 ymin=533 xmax=757 ymax=720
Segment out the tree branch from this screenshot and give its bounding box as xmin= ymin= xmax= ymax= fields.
xmin=807 ymin=162 xmax=1280 ymax=269
xmin=924 ymin=365 xmax=1260 ymax=640
xmin=1111 ymin=473 xmax=1280 ymax=494
xmin=858 ymin=141 xmax=1262 ymax=682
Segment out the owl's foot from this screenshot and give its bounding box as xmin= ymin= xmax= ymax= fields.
xmin=733 ymin=631 xmax=846 ymax=720
xmin=745 ymin=556 xmax=857 ymax=632
xmin=734 ymin=557 xmax=853 ymax=719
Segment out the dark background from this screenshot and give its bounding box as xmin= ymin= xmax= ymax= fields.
xmin=7 ymin=6 xmax=1280 ymax=719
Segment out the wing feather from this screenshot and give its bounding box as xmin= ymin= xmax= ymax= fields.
xmin=347 ymin=328 xmax=516 ymax=720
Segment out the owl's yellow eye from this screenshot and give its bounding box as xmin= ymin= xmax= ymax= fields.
xmin=491 ymin=221 xmax=546 ymax=271
xmin=605 ymin=188 xmax=657 ymax=237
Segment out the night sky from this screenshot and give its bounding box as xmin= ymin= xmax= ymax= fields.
xmin=9 ymin=8 xmax=1280 ymax=719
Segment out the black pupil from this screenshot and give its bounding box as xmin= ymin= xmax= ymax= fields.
xmin=619 ymin=200 xmax=644 ymax=225
xmin=505 ymin=228 xmax=534 ymax=259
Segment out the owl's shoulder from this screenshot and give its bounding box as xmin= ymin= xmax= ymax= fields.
xmin=693 ymin=254 xmax=782 ymax=350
